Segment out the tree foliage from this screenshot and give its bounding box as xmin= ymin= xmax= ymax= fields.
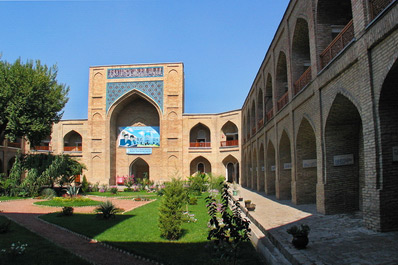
xmin=0 ymin=58 xmax=69 ymax=145
xmin=158 ymin=178 xmax=188 ymax=240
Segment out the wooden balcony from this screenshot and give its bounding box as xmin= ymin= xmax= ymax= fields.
xmin=257 ymin=118 xmax=264 ymax=129
xmin=33 ymin=146 xmax=51 ymax=151
xmin=320 ymin=19 xmax=354 ymax=69
xmin=64 ymin=146 xmax=82 ymax=152
xmin=294 ymin=66 xmax=312 ymax=95
xmin=266 ymin=107 xmax=274 ymax=121
xmin=277 ymin=92 xmax=289 ymax=111
xmin=220 ymin=140 xmax=239 ymax=147
xmin=370 ymin=0 xmax=394 ymax=20
xmin=190 ymin=142 xmax=211 ymax=148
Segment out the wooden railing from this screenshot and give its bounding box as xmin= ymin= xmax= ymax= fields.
xmin=33 ymin=146 xmax=51 ymax=151
xmin=190 ymin=142 xmax=211 ymax=148
xmin=370 ymin=0 xmax=394 ymax=20
xmin=266 ymin=107 xmax=274 ymax=121
xmin=64 ymin=146 xmax=82 ymax=152
xmin=320 ymin=19 xmax=354 ymax=69
xmin=257 ymin=118 xmax=264 ymax=129
xmin=7 ymin=142 xmax=21 ymax=148
xmin=277 ymin=92 xmax=289 ymax=111
xmin=294 ymin=66 xmax=312 ymax=95
xmin=220 ymin=140 xmax=239 ymax=147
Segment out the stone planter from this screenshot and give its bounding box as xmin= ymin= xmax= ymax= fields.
xmin=247 ymin=203 xmax=256 ymax=211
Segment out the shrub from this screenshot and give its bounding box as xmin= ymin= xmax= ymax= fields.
xmin=58 ymin=206 xmax=74 ymax=217
xmin=94 ymin=200 xmax=123 ymax=219
xmin=65 ymin=185 xmax=80 ymax=198
xmin=0 ymin=219 xmax=11 ymax=234
xmin=1 ymin=241 xmax=28 ymax=257
xmin=158 ymin=178 xmax=187 ymax=240
xmin=41 ymin=188 xmax=57 ymax=199
xmin=123 ymin=174 xmax=135 ymax=188
xmin=187 ymin=173 xmax=208 ymax=195
xmin=208 ymin=174 xmax=225 ymax=192
xmin=188 ymin=196 xmax=198 ymax=205
xmin=81 ymin=175 xmax=89 ymax=193
xmin=110 ymin=186 xmax=118 ymax=195
xmin=124 ymin=188 xmax=132 ymax=192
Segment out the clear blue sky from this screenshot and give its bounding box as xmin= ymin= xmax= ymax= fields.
xmin=0 ymin=0 xmax=289 ymax=120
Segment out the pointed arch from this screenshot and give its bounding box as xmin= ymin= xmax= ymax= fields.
xmin=130 ymin=157 xmax=150 ymax=180
xmin=276 ymin=51 xmax=289 ymax=111
xmin=190 ymin=123 xmax=211 ymax=148
xmin=257 ymin=89 xmax=264 ymax=128
xmin=222 ymin=154 xmax=239 ymax=183
xmin=221 ymin=121 xmax=239 ymax=147
xmin=265 ymin=73 xmax=274 ymax=121
xmin=324 ymin=93 xmax=363 ymax=214
xmin=266 ymin=140 xmax=276 ymax=195
xmin=278 ymin=130 xmax=292 ymax=200
xmin=63 ymin=130 xmax=83 ymax=152
xmin=190 ymin=156 xmax=212 ymax=175
xmin=258 ymin=143 xmax=265 ymax=192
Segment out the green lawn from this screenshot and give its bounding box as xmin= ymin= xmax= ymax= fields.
xmin=0 ymin=216 xmax=90 ymax=265
xmin=85 ymin=191 xmax=157 ymax=197
xmin=40 ymin=195 xmax=263 ymax=265
xmin=0 ymin=196 xmax=28 ymax=202
xmin=34 ymin=197 xmax=100 ymax=207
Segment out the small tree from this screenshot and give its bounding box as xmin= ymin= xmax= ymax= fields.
xmin=158 ymin=178 xmax=187 ymax=240
xmin=206 ymin=183 xmax=251 ymax=264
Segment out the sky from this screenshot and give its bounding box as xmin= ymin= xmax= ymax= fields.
xmin=0 ymin=0 xmax=290 ymax=120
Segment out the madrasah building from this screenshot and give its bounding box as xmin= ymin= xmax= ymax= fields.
xmin=1 ymin=0 xmax=397 ymax=232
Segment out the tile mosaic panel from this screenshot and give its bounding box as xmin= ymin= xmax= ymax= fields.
xmin=106 ymin=81 xmax=163 ymax=113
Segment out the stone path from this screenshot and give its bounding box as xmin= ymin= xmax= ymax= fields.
xmin=0 ymin=197 xmax=155 ymax=265
xmin=233 ymin=186 xmax=398 ymax=265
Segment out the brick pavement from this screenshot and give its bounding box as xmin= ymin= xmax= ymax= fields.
xmin=0 ymin=197 xmax=155 ymax=265
xmin=233 ymin=186 xmax=398 ymax=265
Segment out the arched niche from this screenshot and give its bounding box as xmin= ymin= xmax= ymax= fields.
xmin=189 ymin=123 xmax=211 ymax=148
xmin=190 ymin=156 xmax=212 ymax=175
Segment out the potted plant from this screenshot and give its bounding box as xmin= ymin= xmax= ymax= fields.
xmin=238 ymin=197 xmax=243 ymax=201
xmin=286 ymin=224 xmax=310 ymax=249
xmin=244 ymin=200 xmax=251 ymax=208
xmin=247 ymin=203 xmax=256 ymax=211
xmin=232 ymin=182 xmax=239 ymax=196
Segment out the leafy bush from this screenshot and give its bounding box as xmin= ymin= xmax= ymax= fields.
xmin=94 ymin=200 xmax=123 ymax=219
xmin=81 ymin=175 xmax=89 ymax=193
xmin=58 ymin=206 xmax=74 ymax=217
xmin=40 ymin=188 xmax=57 ymax=199
xmin=187 ymin=173 xmax=208 ymax=195
xmin=188 ymin=196 xmax=198 ymax=205
xmin=207 ymin=174 xmax=225 ymax=192
xmin=0 ymin=219 xmax=11 ymax=234
xmin=123 ymin=174 xmax=135 ymax=188
xmin=158 ymin=178 xmax=187 ymax=240
xmin=1 ymin=241 xmax=28 ymax=257
xmin=110 ymin=186 xmax=118 ymax=195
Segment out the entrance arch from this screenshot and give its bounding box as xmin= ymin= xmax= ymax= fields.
xmin=130 ymin=158 xmax=149 ymax=181
xmin=266 ymin=140 xmax=276 ymax=195
xmin=278 ymin=130 xmax=292 ymax=200
xmin=190 ymin=156 xmax=212 ymax=175
xmin=222 ymin=155 xmax=239 ymax=184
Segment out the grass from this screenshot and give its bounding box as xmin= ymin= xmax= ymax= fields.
xmin=85 ymin=190 xmax=157 ymax=197
xmin=34 ymin=197 xmax=100 ymax=207
xmin=0 ymin=216 xmax=90 ymax=265
xmin=41 ymin=194 xmax=263 ymax=265
xmin=0 ymin=196 xmax=28 ymax=201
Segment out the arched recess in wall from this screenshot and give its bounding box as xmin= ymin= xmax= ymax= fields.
xmin=167 ymin=155 xmax=179 ymax=178
xmin=278 ymin=130 xmax=292 ymax=200
xmin=167 ymin=111 xmax=178 ymax=135
xmin=265 ymin=73 xmax=274 ymax=121
xmin=378 ymin=58 xmax=398 ymax=231
xmin=316 ymin=0 xmax=353 ymax=68
xmin=93 ymin=72 xmax=104 ymax=95
xmin=91 ymin=155 xmax=102 ymax=183
xmin=276 ymin=51 xmax=289 ymax=111
xmin=250 ymin=101 xmax=256 ymax=134
xmin=257 ymin=89 xmax=264 ymax=127
xmin=92 ymin=113 xmax=103 ymax=139
xmin=167 ymin=69 xmax=179 ymax=85
xmin=220 ymin=121 xmax=239 ymax=147
xmin=295 ymin=117 xmax=317 ymax=204
xmin=258 ymin=143 xmax=265 ymax=192
xmin=130 ymin=157 xmax=150 ymax=180
xmin=222 ymin=154 xmax=239 ymax=183
xmin=324 ymin=93 xmax=363 ymax=214
xmin=266 ymin=140 xmax=276 ymax=195
xmin=247 ymin=148 xmax=252 ymax=188
xmin=252 ymin=146 xmax=257 ymax=190
xmin=189 ymin=123 xmax=211 ymax=148
xmin=246 ymin=112 xmax=250 ymax=139
xmin=190 ymin=156 xmax=212 ymax=175
xmin=63 ymin=130 xmax=83 ymax=152
xmin=292 ymin=18 xmax=311 ymax=95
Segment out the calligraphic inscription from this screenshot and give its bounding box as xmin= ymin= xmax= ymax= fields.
xmin=126 ymin=148 xmax=152 ymax=155
xmin=108 ymin=67 xmax=163 ymax=79
xmin=333 ymin=154 xmax=354 ymax=166
xmin=303 ymin=159 xmax=317 ymax=168
xmin=393 ymin=146 xmax=398 ymax=162
xmin=284 ymin=163 xmax=292 ymax=170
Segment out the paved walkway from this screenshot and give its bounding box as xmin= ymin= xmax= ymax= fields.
xmin=233 ymin=186 xmax=398 ymax=265
xmin=0 ymin=197 xmax=155 ymax=265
